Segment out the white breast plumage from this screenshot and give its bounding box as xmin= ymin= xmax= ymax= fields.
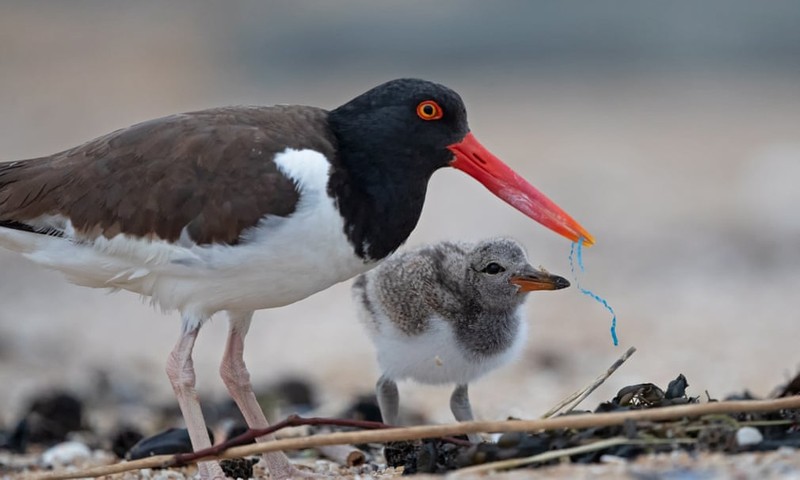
xmin=367 ymin=309 xmax=528 ymax=386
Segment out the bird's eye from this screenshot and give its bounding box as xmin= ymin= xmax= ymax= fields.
xmin=416 ymin=100 xmax=443 ymax=121
xmin=482 ymin=263 xmax=505 ymax=275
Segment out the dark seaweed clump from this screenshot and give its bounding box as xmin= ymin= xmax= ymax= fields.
xmin=383 ymin=373 xmax=800 ymax=474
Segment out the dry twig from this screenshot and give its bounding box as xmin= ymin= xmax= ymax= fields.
xmin=30 ymin=395 xmax=800 ymax=480
xmin=542 ymin=346 xmax=637 ymax=418
xmin=174 ymin=414 xmax=469 ymax=466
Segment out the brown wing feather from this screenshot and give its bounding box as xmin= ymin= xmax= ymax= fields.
xmin=0 ymin=105 xmax=338 ymax=245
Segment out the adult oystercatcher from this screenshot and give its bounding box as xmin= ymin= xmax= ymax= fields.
xmin=353 ymin=237 xmax=569 ymax=443
xmin=0 ymin=78 xmax=593 ymax=479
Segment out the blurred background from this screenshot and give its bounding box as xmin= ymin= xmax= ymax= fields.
xmin=1 ymin=1 xmax=799 ymax=430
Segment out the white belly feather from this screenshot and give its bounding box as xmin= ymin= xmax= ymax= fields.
xmin=0 ymin=149 xmax=374 ymax=317
xmin=368 ymin=310 xmax=527 ymax=386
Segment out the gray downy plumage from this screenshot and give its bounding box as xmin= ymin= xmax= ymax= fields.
xmin=352 ymin=237 xmax=569 ymax=442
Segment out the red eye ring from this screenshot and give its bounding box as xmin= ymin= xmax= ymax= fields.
xmin=416 ymin=100 xmax=443 ymax=121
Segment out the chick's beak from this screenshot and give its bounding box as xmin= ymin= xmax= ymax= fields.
xmin=509 ymin=266 xmax=570 ymax=292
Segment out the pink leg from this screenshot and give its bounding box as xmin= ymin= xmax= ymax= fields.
xmin=166 ymin=317 xmax=226 ymax=480
xmin=220 ymin=311 xmax=320 ymax=479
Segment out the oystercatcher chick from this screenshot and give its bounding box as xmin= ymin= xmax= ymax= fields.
xmin=0 ymin=79 xmax=591 ymax=478
xmin=353 ymin=238 xmax=569 ymax=443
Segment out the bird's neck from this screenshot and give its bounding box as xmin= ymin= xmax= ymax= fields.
xmin=328 ymin=152 xmax=431 ymax=261
xmin=326 ymin=107 xmax=439 ymax=260
xmin=452 ymin=303 xmax=523 ymax=358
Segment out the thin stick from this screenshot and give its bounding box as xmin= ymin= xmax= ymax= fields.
xmin=30 ymin=395 xmax=800 ymax=480
xmin=175 ymin=415 xmax=469 ymax=466
xmin=541 ymin=346 xmax=637 ymax=418
xmin=189 ymin=414 xmax=390 ymax=458
xmin=561 ymin=345 xmax=637 ymax=415
xmin=449 ymin=436 xmax=696 ymax=477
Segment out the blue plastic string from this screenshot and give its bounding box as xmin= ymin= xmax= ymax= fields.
xmin=569 ymin=238 xmax=619 ymax=346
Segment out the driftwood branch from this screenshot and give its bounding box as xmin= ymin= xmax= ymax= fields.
xmin=31 ymin=395 xmax=800 ymax=480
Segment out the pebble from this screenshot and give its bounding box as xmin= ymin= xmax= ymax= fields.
xmin=735 ymin=427 xmax=763 ymax=447
xmin=151 ymin=471 xmax=187 ymax=480
xmin=41 ymin=441 xmax=91 ymax=466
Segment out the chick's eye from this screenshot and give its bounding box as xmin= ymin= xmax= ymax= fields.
xmin=482 ymin=263 xmax=505 ymax=275
xmin=417 ymin=100 xmax=443 ymax=121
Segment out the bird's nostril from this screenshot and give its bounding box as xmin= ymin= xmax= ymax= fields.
xmin=472 ymin=152 xmax=487 ymax=165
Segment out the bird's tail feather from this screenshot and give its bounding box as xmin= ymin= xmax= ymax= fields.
xmin=0 ymin=225 xmax=44 ymax=253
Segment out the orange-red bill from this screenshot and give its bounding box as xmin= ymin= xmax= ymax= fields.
xmin=448 ymin=132 xmax=595 ymax=246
